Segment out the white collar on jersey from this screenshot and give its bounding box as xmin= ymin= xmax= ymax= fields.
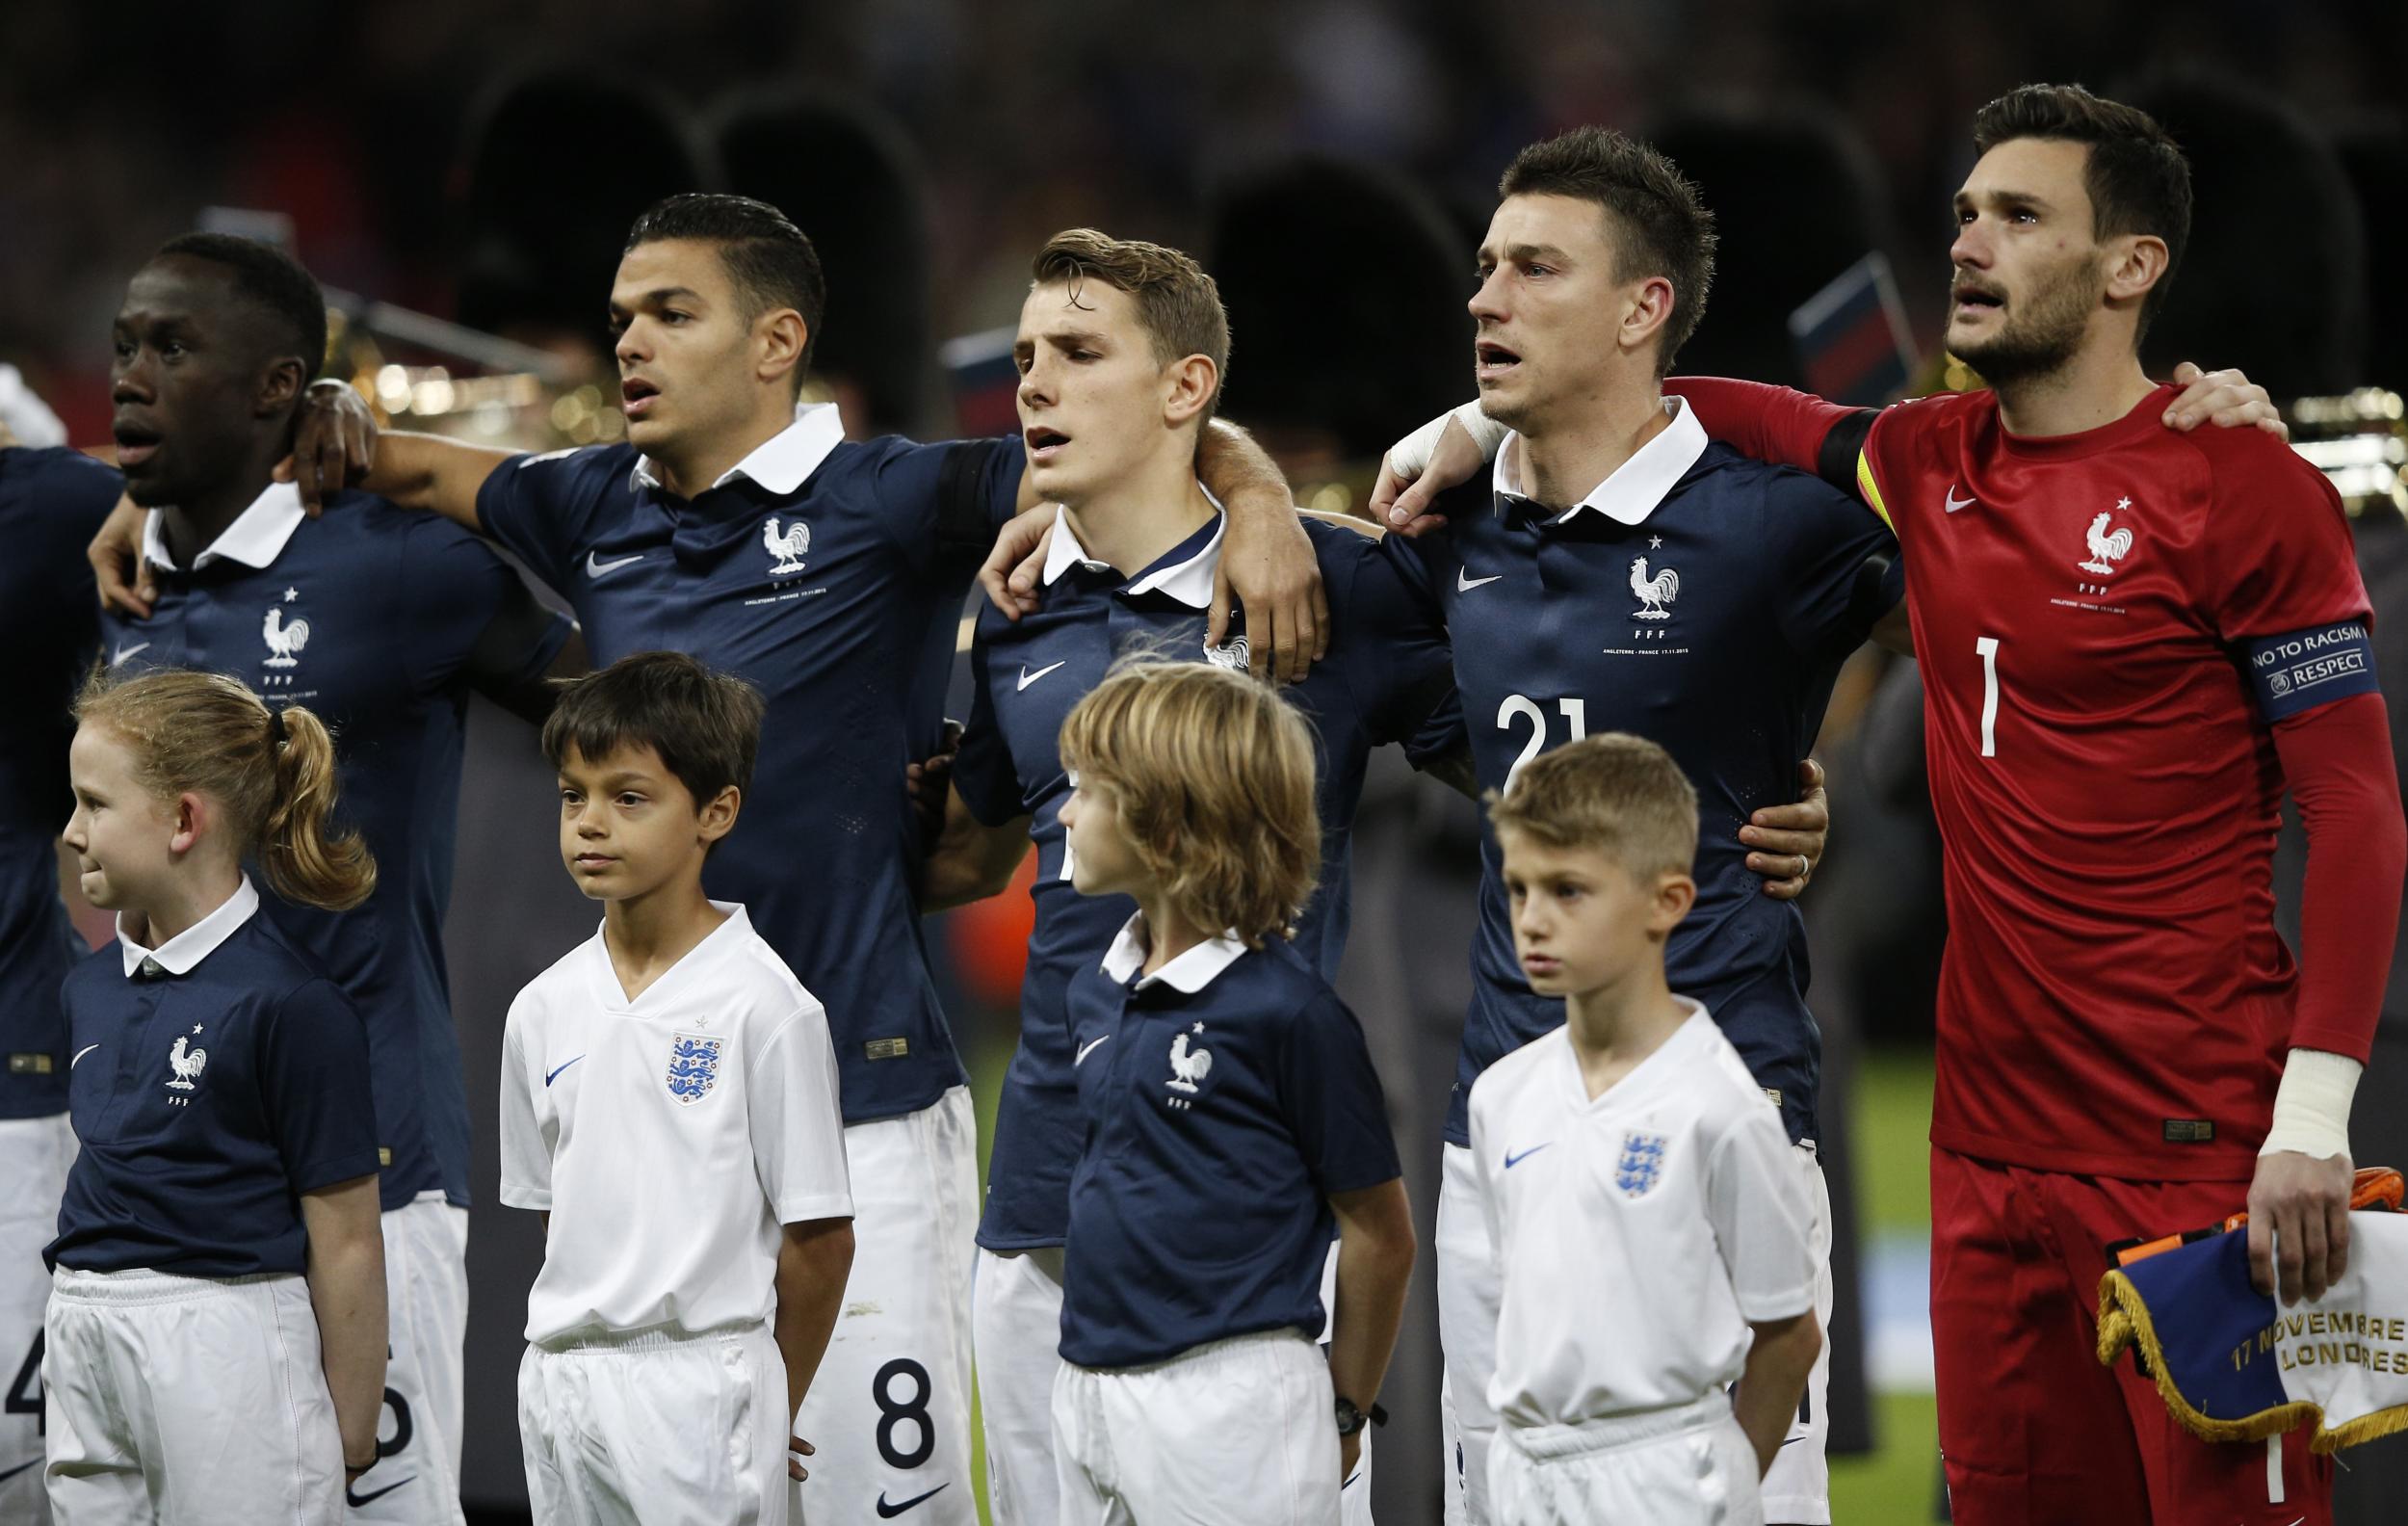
xmin=631 ymin=401 xmax=846 ymax=497
xmin=1101 ymin=912 xmax=1249 ymax=992
xmin=141 ymin=480 xmax=307 ymax=573
xmin=1040 ymin=489 xmax=1226 ymax=610
xmin=118 ymin=875 xmax=260 ymax=979
xmin=1492 ymin=395 xmax=1708 ymax=527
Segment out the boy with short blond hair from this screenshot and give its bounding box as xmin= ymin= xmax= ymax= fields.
xmin=1471 ymin=732 xmax=1820 ymax=1525
xmin=499 ymin=651 xmax=855 ymax=1525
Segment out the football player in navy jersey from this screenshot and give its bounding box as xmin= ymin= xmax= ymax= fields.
xmin=86 ymin=194 xmax=1325 ymax=1526
xmin=0 ymin=429 xmax=120 ymax=1525
xmin=92 ymin=233 xmax=576 ymax=1525
xmin=1364 ymin=129 xmax=1903 ymax=1526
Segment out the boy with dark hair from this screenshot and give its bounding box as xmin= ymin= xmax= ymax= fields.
xmin=502 ymin=650 xmax=855 ymax=1525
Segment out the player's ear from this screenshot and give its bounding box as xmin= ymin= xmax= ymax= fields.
xmin=1162 ymin=354 xmax=1217 ymax=430
xmin=256 ymin=355 xmax=306 ymax=419
xmin=1621 ymin=276 xmax=1676 ymax=366
xmin=1650 ymin=869 xmax=1696 ymax=932
xmin=758 ymin=309 xmax=809 ymax=392
xmin=697 ymin=784 xmax=742 ymax=846
xmin=170 ymin=791 xmax=210 ymax=856
xmin=2104 ymin=234 xmax=2170 ymax=310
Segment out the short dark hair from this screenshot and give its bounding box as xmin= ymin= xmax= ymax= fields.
xmin=152 ymin=232 xmax=327 ymax=382
xmin=625 ymin=194 xmax=828 ymax=383
xmin=1499 ymin=128 xmax=1717 ymax=378
xmin=1030 ymin=228 xmax=1231 ymax=428
xmin=542 ymin=651 xmax=766 ymax=813
xmin=1972 ymin=85 xmax=2193 ymax=339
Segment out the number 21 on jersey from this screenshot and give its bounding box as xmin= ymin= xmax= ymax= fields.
xmin=1500 ymin=694 xmax=1589 ymax=786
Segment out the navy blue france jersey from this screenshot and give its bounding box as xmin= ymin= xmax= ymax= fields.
xmin=953 ymin=509 xmax=1458 ymax=1250
xmin=1387 ymin=404 xmax=1900 ymax=1146
xmin=49 ymin=886 xmax=380 ymax=1276
xmin=0 ymin=448 xmax=116 ymax=1119
xmin=102 ymin=483 xmax=572 ymax=1209
xmin=474 ymin=407 xmax=1023 ymax=1124
xmin=1058 ymin=926 xmax=1400 ymax=1368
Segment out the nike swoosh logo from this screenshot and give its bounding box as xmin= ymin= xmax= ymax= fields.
xmin=1075 ymin=1035 xmax=1111 ymax=1066
xmin=545 ymin=1056 xmax=586 ymax=1087
xmin=1017 ymin=661 xmax=1067 ymax=691
xmin=586 ymin=551 xmax=644 ymax=578
xmin=1456 ymin=568 xmax=1502 ymax=592
xmin=72 ymin=1044 xmax=100 ymax=1066
xmin=1944 ymin=488 xmax=1976 ymax=513
xmin=346 ymin=1473 xmax=415 ymax=1508
xmin=0 ymin=1458 xmax=39 ymax=1484
xmin=111 ymin=641 xmax=150 ymax=667
xmin=1504 ymin=1144 xmax=1553 ymax=1169
xmin=877 ymin=1484 xmax=950 ymax=1517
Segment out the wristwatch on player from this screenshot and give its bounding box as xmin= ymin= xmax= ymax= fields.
xmin=1333 ymin=1397 xmax=1388 ymax=1437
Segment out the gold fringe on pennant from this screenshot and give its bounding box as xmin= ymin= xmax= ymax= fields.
xmin=2095 ymin=1269 xmax=2408 ymax=1455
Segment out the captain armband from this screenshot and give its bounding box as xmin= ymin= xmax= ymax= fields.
xmin=2242 ymin=620 xmax=2381 ymax=723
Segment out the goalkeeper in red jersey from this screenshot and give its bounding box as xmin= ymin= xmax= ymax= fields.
xmin=1376 ymin=84 xmax=2405 ymax=1526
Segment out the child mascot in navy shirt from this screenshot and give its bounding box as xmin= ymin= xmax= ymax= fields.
xmin=46 ymin=669 xmax=387 ymax=1522
xmin=1050 ymin=662 xmax=1417 ymax=1525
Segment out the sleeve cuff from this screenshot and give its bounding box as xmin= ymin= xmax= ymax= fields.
xmin=498 ymin=1182 xmax=554 ymax=1211
xmin=775 ymin=1192 xmax=855 ymax=1225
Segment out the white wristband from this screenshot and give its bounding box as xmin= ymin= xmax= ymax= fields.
xmin=1383 ymin=401 xmax=1510 ymax=481
xmin=2259 ymin=1047 xmax=2360 ymax=1161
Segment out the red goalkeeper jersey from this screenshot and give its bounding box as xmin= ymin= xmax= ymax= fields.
xmin=1857 ymin=384 xmax=2375 ymax=1181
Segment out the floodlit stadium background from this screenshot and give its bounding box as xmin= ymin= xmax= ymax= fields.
xmin=8 ymin=2 xmax=2404 ymax=1521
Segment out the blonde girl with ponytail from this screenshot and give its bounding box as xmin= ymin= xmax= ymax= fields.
xmin=42 ymin=668 xmax=389 ymax=1520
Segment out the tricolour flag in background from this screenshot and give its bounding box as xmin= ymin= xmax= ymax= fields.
xmin=1788 ymin=251 xmax=1917 ymax=408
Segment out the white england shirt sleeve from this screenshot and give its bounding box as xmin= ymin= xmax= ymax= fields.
xmin=497 ymin=993 xmax=552 ymax=1211
xmin=1468 ymin=1079 xmax=1506 ymax=1277
xmin=749 ymin=999 xmax=854 ymax=1225
xmin=1704 ymin=1103 xmax=1816 ymax=1323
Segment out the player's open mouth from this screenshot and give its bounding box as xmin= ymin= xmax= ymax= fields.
xmin=620 ymin=378 xmax=660 ymax=419
xmin=112 ymin=420 xmax=163 ymax=468
xmin=1025 ymin=426 xmax=1070 ymax=465
xmin=1475 ymin=340 xmax=1522 ymax=382
xmin=1950 ymin=282 xmax=2005 ymax=322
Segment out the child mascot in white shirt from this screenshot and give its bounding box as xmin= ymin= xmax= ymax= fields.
xmin=1469 ymin=733 xmax=1821 ymax=1525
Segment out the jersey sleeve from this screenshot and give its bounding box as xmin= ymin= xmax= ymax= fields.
xmin=1330 ymin=531 xmax=1463 ymax=768
xmin=472 ymin=445 xmax=630 ymax=592
xmin=748 ymin=999 xmax=855 ymax=1224
xmin=495 ymin=998 xmax=551 ymax=1211
xmin=396 ymin=514 xmax=572 ymax=699
xmin=1466 ymin=1078 xmax=1506 ymax=1276
xmin=1275 ymin=991 xmax=1402 ymax=1197
xmin=258 ymin=977 xmax=383 ymax=1196
xmin=2205 ymin=445 xmax=2368 ymax=637
xmin=866 ymin=435 xmax=1027 ymax=576
xmin=1763 ymin=470 xmax=1902 ymax=658
xmin=952 ymin=629 xmax=1027 ymax=829
xmin=1703 ymin=1102 xmax=1817 ymax=1322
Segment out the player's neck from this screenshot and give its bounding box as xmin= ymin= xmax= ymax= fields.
xmin=130 ymin=861 xmax=245 ymax=949
xmin=600 ymin=876 xmax=729 ymax=1002
xmin=1511 ymin=382 xmax=1671 ymax=510
xmin=649 ymin=396 xmax=797 ymax=501
xmin=1131 ymin=898 xmax=1213 ymax=981
xmin=162 ymin=454 xmax=280 ymax=567
xmin=1991 ymin=340 xmax=2158 ymax=439
xmin=1561 ymin=964 xmax=1687 ymax=1102
xmin=1061 ymin=445 xmax=1216 ymax=578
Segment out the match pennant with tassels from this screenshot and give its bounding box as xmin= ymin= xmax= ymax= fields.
xmin=2095 ymin=1168 xmax=2408 ymax=1454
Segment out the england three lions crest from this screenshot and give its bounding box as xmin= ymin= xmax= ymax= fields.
xmin=667 ymin=1033 xmax=725 ymax=1105
xmin=1615 ymin=1130 xmax=1668 ymax=1197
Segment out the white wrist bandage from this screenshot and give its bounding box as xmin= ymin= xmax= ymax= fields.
xmin=2259 ymin=1047 xmax=2361 ymax=1161
xmin=1383 ymin=402 xmax=1509 ymax=481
